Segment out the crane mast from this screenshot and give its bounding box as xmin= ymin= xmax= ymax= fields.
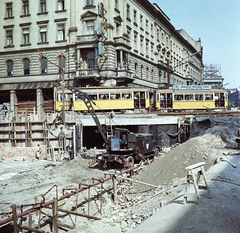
xmin=57 ymin=80 xmax=108 ymax=144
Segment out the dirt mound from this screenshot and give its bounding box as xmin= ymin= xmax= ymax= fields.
xmin=135 ymin=116 xmax=240 ymax=192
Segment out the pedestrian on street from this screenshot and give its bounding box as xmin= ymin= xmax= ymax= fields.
xmin=36 ymin=144 xmax=40 ymax=160
xmin=1 ymin=104 xmax=8 ymax=116
xmin=67 ymin=145 xmax=73 ymax=160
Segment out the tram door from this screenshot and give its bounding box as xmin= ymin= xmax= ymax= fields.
xmin=134 ymin=92 xmax=140 ymax=108
xmin=134 ymin=92 xmax=146 ymax=109
xmin=167 ymin=93 xmax=172 ymax=108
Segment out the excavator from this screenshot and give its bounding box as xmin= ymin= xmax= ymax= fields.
xmin=57 ymin=80 xmax=160 ymax=168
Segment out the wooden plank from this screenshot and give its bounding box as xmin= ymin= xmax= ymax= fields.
xmin=185 ymin=162 xmax=206 ymax=171
xmin=12 ymin=204 xmax=18 ymax=233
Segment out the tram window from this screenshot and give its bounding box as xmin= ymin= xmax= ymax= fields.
xmin=195 ymin=94 xmax=203 ymax=100
xmin=110 ymin=94 xmax=116 ymax=99
xmin=116 ymin=94 xmax=121 ymax=99
xmin=89 ymin=95 xmax=97 ymax=100
xmin=156 ymin=94 xmax=160 ymax=101
xmin=205 ymin=94 xmax=213 ymax=100
xmin=100 ymin=94 xmax=104 ymax=100
xmin=174 ymin=94 xmax=183 ymax=101
xmin=185 ymin=94 xmax=194 ymax=101
xmin=104 ymin=94 xmax=109 ymax=99
xmin=134 ymin=92 xmax=140 ymax=99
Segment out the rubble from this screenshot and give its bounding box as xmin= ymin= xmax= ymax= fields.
xmin=0 ymin=116 xmax=240 ymax=232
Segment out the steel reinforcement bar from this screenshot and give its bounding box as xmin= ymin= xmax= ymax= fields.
xmin=0 ymin=160 xmax=152 ymax=226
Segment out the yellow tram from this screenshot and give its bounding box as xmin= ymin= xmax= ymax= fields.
xmin=55 ymin=87 xmax=150 ymax=112
xmin=155 ymin=86 xmax=228 ymax=111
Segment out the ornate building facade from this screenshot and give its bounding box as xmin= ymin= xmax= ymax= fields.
xmin=0 ymin=0 xmax=203 ymax=117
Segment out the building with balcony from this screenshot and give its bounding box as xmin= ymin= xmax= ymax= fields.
xmin=0 ymin=0 xmax=203 ymax=118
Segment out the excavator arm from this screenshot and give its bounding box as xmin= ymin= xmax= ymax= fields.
xmin=57 ymin=80 xmax=108 ymax=144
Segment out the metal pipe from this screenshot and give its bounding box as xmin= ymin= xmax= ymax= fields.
xmin=0 ymin=161 xmax=151 ymax=226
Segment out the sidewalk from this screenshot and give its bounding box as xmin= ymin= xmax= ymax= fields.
xmin=131 ymin=155 xmax=240 ymax=233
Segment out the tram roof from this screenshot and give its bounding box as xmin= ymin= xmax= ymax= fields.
xmin=55 ymin=87 xmax=149 ymax=94
xmin=156 ymin=89 xmax=228 ymax=94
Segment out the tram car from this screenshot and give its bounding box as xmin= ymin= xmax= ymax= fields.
xmin=54 ymin=87 xmax=150 ymax=112
xmin=155 ymin=88 xmax=228 ymax=111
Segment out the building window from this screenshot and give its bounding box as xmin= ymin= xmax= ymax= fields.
xmin=134 ymin=10 xmax=137 ymax=23
xmin=134 ymin=34 xmax=137 ymax=50
xmin=41 ymin=59 xmax=47 ymax=73
xmin=57 ymin=0 xmax=64 ymax=10
xmin=86 ymin=20 xmax=94 ymax=34
xmin=116 ymin=23 xmax=120 ymax=37
xmin=7 ymin=60 xmax=13 ymax=76
xmin=146 ymin=42 xmax=149 ymax=56
xmin=86 ymin=0 xmax=93 ymax=6
xmin=6 ymin=3 xmax=13 ymax=18
xmin=127 ymin=4 xmax=130 ymax=18
xmin=151 ymin=69 xmax=154 ymax=81
xmin=151 ymin=24 xmax=153 ymax=35
xmin=115 ymin=0 xmax=118 ymax=9
xmin=127 ymin=29 xmax=131 ymax=39
xmin=23 ymin=0 xmax=29 ymax=15
xmin=40 ymin=0 xmax=46 ymax=13
xmin=146 ymin=67 xmax=149 ymax=80
xmin=85 ymin=52 xmax=95 ymax=68
xmin=140 ymin=38 xmax=143 ymax=53
xmin=140 ymin=15 xmax=143 ymax=27
xmin=146 ymin=20 xmax=148 ymax=30
xmin=135 ymin=63 xmax=138 ymax=75
xmin=58 ymin=24 xmax=65 ymax=40
xmin=23 ymin=28 xmax=29 ymax=44
xmin=40 ymin=26 xmax=47 ymax=42
xmin=157 ymin=28 xmax=160 ymax=41
xmin=6 ymin=30 xmax=13 ymax=46
xmin=59 ymin=56 xmax=65 ymax=73
xmin=24 ymin=59 xmax=30 ymax=75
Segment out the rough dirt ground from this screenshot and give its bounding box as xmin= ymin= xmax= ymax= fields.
xmin=0 ymin=116 xmax=240 ymax=233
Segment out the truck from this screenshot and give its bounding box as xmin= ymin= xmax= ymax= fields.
xmin=58 ymin=80 xmax=160 ymax=168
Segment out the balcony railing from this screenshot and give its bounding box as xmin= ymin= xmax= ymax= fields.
xmin=76 ymin=68 xmax=99 ymax=78
xmin=116 ymin=70 xmax=134 ymax=79
xmin=76 ymin=34 xmax=98 ymax=43
xmin=114 ymin=37 xmax=130 ymax=47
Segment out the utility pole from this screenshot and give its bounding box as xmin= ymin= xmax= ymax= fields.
xmin=40 ymin=50 xmax=66 ymax=150
xmin=167 ymin=59 xmax=170 ymax=88
xmin=61 ymin=52 xmax=65 ymax=125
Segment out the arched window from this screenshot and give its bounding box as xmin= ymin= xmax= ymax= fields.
xmin=158 ymin=70 xmax=161 ymax=83
xmin=7 ymin=60 xmax=13 ymax=76
xmin=23 ymin=59 xmax=30 ymax=75
xmin=41 ymin=58 xmax=47 ymax=74
xmin=151 ymin=69 xmax=154 ymax=81
xmin=59 ymin=56 xmax=65 ymax=73
xmin=146 ymin=67 xmax=149 ymax=80
xmin=141 ymin=65 xmax=143 ymax=79
xmin=135 ymin=63 xmax=138 ymax=76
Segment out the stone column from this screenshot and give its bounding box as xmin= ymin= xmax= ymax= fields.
xmin=77 ymin=48 xmax=80 ymax=69
xmin=10 ymin=90 xmax=16 ymax=119
xmin=120 ymin=50 xmax=123 ymax=69
xmin=36 ymin=88 xmax=44 ymax=121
